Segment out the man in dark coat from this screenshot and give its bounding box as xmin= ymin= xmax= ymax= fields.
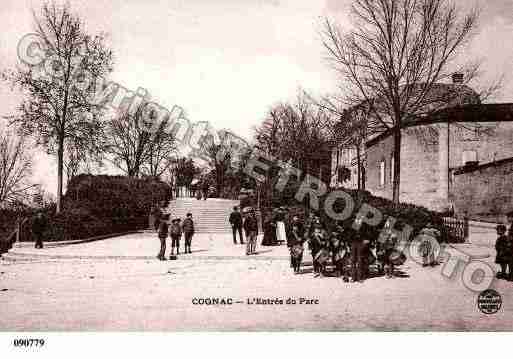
xmin=32 ymin=212 xmax=47 ymax=249
xmin=349 ymin=216 xmax=371 ymax=283
xmin=201 ymin=180 xmax=209 ymax=200
xmin=181 ymin=213 xmax=195 ymax=254
xmin=229 ymin=206 xmax=244 ymax=244
xmin=243 ymin=210 xmax=259 ymax=255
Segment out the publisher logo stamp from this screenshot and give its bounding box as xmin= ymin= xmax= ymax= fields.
xmin=477 ymin=289 xmax=502 ymax=314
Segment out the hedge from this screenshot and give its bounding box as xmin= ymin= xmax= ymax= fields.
xmin=260 ymin=179 xmax=450 ymax=242
xmin=2 ymin=175 xmax=172 ymax=244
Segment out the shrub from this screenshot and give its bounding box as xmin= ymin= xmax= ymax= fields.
xmin=9 ymin=175 xmax=172 ymax=243
xmin=265 ymin=184 xmax=447 ymax=242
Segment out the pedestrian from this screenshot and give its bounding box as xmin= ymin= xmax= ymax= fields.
xmin=182 ymin=213 xmax=195 ymax=254
xmin=261 ymin=211 xmax=277 ymax=246
xmin=31 ymin=211 xmax=47 ymax=249
xmin=418 ymin=222 xmax=440 ymax=267
xmin=289 ymin=224 xmax=305 ymax=274
xmin=309 ymin=223 xmax=328 ymax=277
xmin=495 ymin=224 xmax=509 ymax=279
xmin=157 ymin=214 xmax=170 ymax=260
xmin=349 ymin=216 xmax=367 ymax=283
xmin=287 ymin=215 xmax=304 ymax=247
xmin=243 ymin=209 xmax=259 ymax=255
xmin=229 ymin=206 xmax=244 ymax=244
xmin=201 ymin=180 xmax=209 ymax=200
xmin=170 ymin=218 xmax=182 ymax=256
xmin=378 ymin=225 xmax=398 ymax=279
xmin=275 ymin=207 xmax=287 ymax=245
xmin=287 ymin=215 xmax=304 ymax=267
xmin=330 ymin=225 xmax=349 ymax=280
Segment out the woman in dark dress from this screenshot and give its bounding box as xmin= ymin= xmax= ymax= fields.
xmin=261 ymin=211 xmax=277 ymax=246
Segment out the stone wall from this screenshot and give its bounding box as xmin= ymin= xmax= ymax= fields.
xmin=365 ymin=125 xmax=441 ymax=209
xmin=452 ymin=158 xmax=513 ymax=222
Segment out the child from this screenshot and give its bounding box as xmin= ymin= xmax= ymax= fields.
xmin=157 ymin=214 xmax=170 ymax=261
xmin=309 ymin=225 xmax=328 ymax=277
xmin=330 ymin=226 xmax=349 ymax=280
xmin=495 ymin=224 xmax=509 ymax=279
xmin=289 ymin=224 xmax=304 ymax=274
xmin=181 ymin=213 xmax=195 ymax=254
xmin=169 ymin=218 xmax=182 ymax=256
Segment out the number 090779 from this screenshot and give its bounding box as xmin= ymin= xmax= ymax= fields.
xmin=13 ymin=338 xmax=45 ymax=347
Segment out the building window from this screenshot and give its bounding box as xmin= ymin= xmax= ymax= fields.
xmin=379 ymin=160 xmax=386 ymax=187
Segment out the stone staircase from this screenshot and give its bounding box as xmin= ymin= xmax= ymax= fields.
xmin=165 ymin=198 xmax=240 ymax=233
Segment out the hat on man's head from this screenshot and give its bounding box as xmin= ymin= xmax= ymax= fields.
xmin=497 ymin=224 xmax=507 ymax=234
xmin=172 ymin=218 xmax=181 ymax=223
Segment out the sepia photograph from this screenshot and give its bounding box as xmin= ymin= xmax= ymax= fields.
xmin=1 ymin=0 xmax=513 ymax=342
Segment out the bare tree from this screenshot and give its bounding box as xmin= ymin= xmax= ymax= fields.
xmin=2 ymin=2 xmax=113 ymax=212
xmin=0 ymin=129 xmax=35 ymax=206
xmin=321 ymin=0 xmax=494 ymax=203
xmin=203 ymin=142 xmax=232 ymax=197
xmin=255 ymin=92 xmax=334 ymax=180
xmin=143 ymin=122 xmax=177 ymax=178
xmin=104 ymin=108 xmax=152 ymax=177
xmin=105 ymin=104 xmax=176 ymax=178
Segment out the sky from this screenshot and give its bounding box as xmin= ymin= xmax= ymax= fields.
xmin=0 ymin=0 xmax=512 ymax=195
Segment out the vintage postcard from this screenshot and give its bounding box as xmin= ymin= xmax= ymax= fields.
xmin=1 ymin=0 xmax=512 ymax=339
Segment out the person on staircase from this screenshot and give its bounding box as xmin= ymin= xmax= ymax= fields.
xmin=201 ymin=180 xmax=210 ymax=200
xmin=229 ymin=206 xmax=244 ymax=245
xmin=182 ymin=213 xmax=195 ymax=254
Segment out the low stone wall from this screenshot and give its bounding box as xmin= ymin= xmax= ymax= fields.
xmin=452 ymin=158 xmax=513 ymax=222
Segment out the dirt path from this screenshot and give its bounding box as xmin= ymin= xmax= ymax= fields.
xmin=1 ymin=232 xmax=512 ymax=331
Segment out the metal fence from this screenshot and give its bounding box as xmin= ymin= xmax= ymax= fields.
xmin=441 ymin=217 xmax=469 ymax=243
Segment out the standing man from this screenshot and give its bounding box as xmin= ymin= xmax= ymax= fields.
xmin=182 ymin=213 xmax=195 ymax=254
xmin=244 ymin=209 xmax=259 ymax=255
xmin=350 ymin=216 xmax=367 ymax=283
xmin=32 ymin=211 xmax=47 ymax=249
xmin=229 ymin=206 xmax=244 ymax=244
xmin=201 ymin=180 xmax=209 ymax=200
xmin=157 ymin=214 xmax=170 ymax=260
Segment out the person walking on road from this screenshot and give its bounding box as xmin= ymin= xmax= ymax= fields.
xmin=182 ymin=213 xmax=195 ymax=254
xmin=244 ymin=209 xmax=258 ymax=255
xmin=169 ymin=218 xmax=182 ymax=256
xmin=157 ymin=214 xmax=170 ymax=260
xmin=229 ymin=206 xmax=244 ymax=244
xmin=32 ymin=211 xmax=47 ymax=249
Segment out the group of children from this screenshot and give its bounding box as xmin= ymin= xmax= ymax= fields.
xmin=157 ymin=212 xmax=195 ymax=260
xmin=495 ymin=224 xmax=513 ymax=280
xmin=287 ymin=215 xmax=407 ymax=282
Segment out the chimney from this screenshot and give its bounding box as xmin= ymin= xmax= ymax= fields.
xmin=452 ymin=72 xmax=464 ymax=84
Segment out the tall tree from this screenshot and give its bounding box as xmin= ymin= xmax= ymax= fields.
xmin=2 ymin=2 xmax=113 ymax=212
xmin=321 ymin=0 xmax=486 ymax=203
xmin=105 ymin=104 xmax=176 ymax=178
xmin=0 ymin=128 xmax=35 ymax=206
xmin=105 ymin=107 xmax=152 ymax=177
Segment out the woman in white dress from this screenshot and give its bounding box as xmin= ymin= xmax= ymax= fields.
xmin=275 ymin=207 xmax=287 ymax=244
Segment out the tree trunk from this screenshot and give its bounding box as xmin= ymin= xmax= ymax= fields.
xmin=356 ymin=145 xmax=361 ymax=191
xmin=56 ymin=134 xmax=64 ymax=214
xmin=392 ymin=127 xmax=401 ymax=203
